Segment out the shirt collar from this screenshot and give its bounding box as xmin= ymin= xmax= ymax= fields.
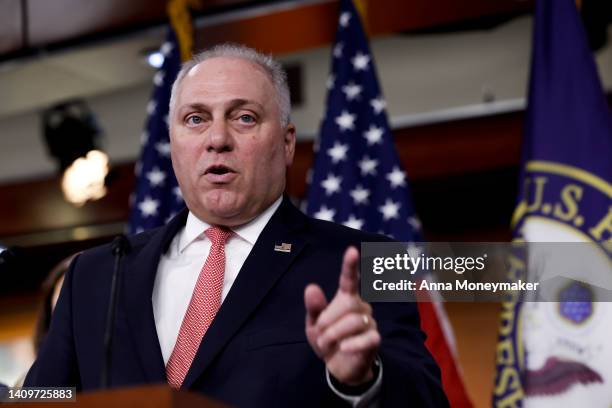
xmin=179 ymin=195 xmax=283 ymax=253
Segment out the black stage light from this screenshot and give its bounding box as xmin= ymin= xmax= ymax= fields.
xmin=42 ymin=99 xmax=110 ymax=206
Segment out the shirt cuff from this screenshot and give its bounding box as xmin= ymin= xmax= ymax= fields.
xmin=326 ymin=357 xmax=383 ymax=408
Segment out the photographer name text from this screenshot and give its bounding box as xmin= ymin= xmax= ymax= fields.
xmin=372 ymin=279 xmax=540 ymax=292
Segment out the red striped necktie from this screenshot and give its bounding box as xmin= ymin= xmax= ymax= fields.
xmin=166 ymin=226 xmax=232 ymax=388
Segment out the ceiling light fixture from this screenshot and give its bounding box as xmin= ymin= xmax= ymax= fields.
xmin=146 ymin=50 xmax=165 ymax=69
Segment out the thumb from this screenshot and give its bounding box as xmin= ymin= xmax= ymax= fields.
xmin=304 ymin=284 xmax=328 ymax=328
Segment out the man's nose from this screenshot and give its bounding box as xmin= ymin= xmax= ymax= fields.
xmin=206 ymin=118 xmax=233 ymax=153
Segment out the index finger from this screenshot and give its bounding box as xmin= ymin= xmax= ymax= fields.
xmin=338 ymin=246 xmax=360 ymax=295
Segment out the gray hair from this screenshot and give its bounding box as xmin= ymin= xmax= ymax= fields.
xmin=169 ymin=43 xmax=291 ymax=127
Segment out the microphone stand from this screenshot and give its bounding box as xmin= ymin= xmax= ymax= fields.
xmin=101 ymin=235 xmax=130 ymax=389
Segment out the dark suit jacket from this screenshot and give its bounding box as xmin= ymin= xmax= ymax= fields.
xmin=25 ymin=197 xmax=448 ymax=407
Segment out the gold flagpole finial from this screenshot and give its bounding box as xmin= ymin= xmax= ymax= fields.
xmin=167 ymin=0 xmax=194 ymax=62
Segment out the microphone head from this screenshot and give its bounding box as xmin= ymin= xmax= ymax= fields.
xmin=0 ymin=246 xmax=15 ymax=266
xmin=111 ymin=235 xmax=131 ymax=256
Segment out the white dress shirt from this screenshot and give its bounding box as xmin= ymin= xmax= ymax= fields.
xmin=152 ymin=196 xmax=380 ymax=407
xmin=153 ymin=197 xmax=282 ymax=363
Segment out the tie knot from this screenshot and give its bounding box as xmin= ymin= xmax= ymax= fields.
xmin=205 ymin=226 xmax=232 ymax=245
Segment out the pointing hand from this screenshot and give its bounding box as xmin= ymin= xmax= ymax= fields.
xmin=304 ymin=246 xmax=380 ymax=386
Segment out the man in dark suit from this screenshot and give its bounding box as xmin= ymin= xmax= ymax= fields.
xmin=25 ymin=44 xmax=447 ymax=407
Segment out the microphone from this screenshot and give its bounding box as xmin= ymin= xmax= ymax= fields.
xmin=0 ymin=246 xmax=18 ymax=268
xmin=101 ymin=235 xmax=131 ymax=389
xmin=0 ymin=382 xmax=7 ymax=402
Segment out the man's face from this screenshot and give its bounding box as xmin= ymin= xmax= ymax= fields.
xmin=170 ymin=57 xmax=296 ymax=226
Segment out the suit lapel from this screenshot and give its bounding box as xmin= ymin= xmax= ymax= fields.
xmin=123 ymin=209 xmax=188 ymax=383
xmin=182 ymin=197 xmax=309 ymax=388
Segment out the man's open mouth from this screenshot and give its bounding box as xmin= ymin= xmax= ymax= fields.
xmin=203 ymin=164 xmax=237 ymax=183
xmin=205 ymin=165 xmax=235 ymax=175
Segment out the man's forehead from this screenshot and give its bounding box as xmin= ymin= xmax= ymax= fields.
xmin=176 ymin=56 xmax=276 ymax=110
xmin=185 ymin=56 xmax=269 ymax=81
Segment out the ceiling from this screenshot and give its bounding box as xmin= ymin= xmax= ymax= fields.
xmin=0 ymin=0 xmax=317 ymax=119
xmin=1 ymin=0 xmax=609 ymax=63
xmin=0 ymin=0 xmax=255 ymax=60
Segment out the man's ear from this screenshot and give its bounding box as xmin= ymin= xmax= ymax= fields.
xmin=284 ymin=123 xmax=297 ymax=166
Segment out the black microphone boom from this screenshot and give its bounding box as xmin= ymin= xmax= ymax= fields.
xmin=101 ymin=235 xmax=131 ymax=388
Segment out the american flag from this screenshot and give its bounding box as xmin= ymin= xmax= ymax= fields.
xmin=305 ymin=0 xmax=420 ymax=241
xmin=306 ymin=1 xmax=472 ymax=406
xmin=128 ymin=27 xmax=185 ymax=234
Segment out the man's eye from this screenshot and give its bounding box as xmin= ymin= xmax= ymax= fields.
xmin=186 ymin=115 xmax=203 ymax=125
xmin=239 ymin=114 xmax=255 ymax=124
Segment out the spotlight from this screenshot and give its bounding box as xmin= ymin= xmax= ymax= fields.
xmin=42 ymin=100 xmax=110 ymax=206
xmin=61 ymin=150 xmax=109 ymax=207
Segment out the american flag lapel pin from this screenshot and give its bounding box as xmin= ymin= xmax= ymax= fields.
xmin=274 ymin=243 xmax=292 ymax=253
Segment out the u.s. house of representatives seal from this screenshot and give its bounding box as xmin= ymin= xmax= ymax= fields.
xmin=495 ymin=160 xmax=612 ymax=407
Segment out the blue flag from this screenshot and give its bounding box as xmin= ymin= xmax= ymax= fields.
xmin=305 ymin=0 xmax=421 ymax=241
xmin=128 ymin=27 xmax=185 ymax=234
xmin=494 ymin=0 xmax=612 ymax=406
